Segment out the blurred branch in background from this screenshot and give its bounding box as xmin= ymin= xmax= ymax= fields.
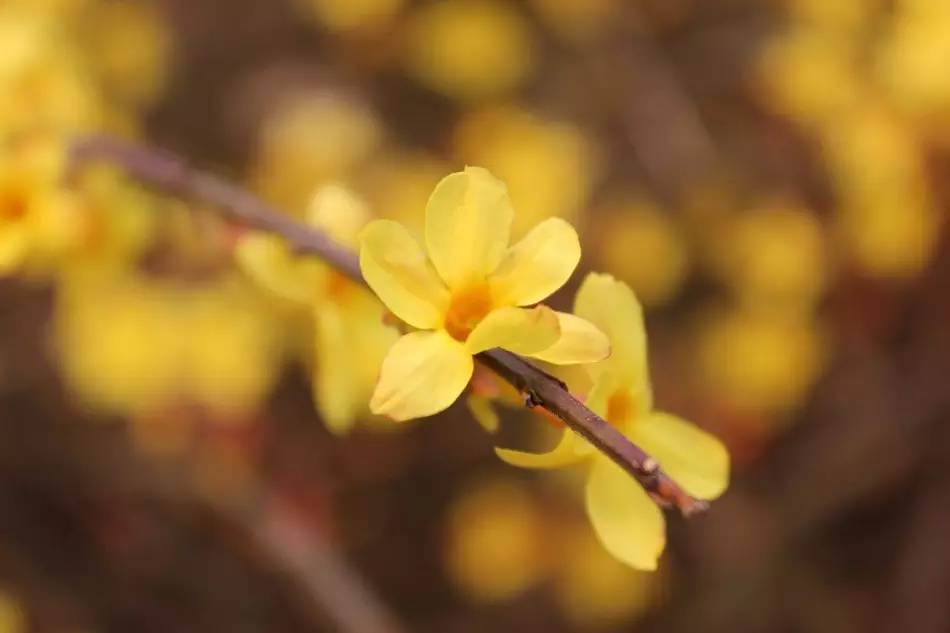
xmin=68 ymin=134 xmax=707 ymax=518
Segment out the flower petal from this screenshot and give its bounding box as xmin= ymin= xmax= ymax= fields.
xmin=465 ymin=305 xmax=560 ymax=355
xmin=586 ymin=456 xmax=666 ymax=571
xmin=359 ymin=219 xmax=449 ymax=329
xmin=425 ymin=166 xmax=512 ymax=289
xmin=466 ymin=394 xmax=500 ymax=433
xmin=528 ymin=312 xmax=610 ymax=365
xmin=574 ymin=273 xmax=650 ymax=398
xmin=370 ymin=330 xmax=474 ymax=421
xmin=490 ymin=218 xmax=580 ymax=306
xmin=631 ymin=411 xmax=730 ymax=500
xmin=496 ymin=430 xmax=588 ymax=469
xmin=235 ymin=232 xmax=322 ymax=305
xmin=313 ymin=303 xmax=360 ymax=434
xmin=0 ymin=224 xmax=30 ymax=274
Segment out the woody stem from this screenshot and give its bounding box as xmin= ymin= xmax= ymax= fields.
xmin=68 ymin=134 xmax=708 ymax=517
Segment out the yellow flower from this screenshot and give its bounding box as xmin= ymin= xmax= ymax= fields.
xmin=443 ymin=477 xmax=547 ymax=602
xmin=0 ymin=135 xmax=79 ymax=275
xmin=497 ymin=273 xmax=729 ymax=570
xmin=236 ymin=184 xmax=399 ymax=433
xmin=359 ymin=166 xmax=609 ymax=421
xmin=404 ymin=0 xmax=535 ymax=101
xmin=591 ymin=195 xmax=690 ymax=307
xmin=696 ymin=306 xmax=825 ymax=417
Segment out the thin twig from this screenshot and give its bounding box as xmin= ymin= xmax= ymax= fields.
xmin=68 ymin=134 xmax=707 ymax=516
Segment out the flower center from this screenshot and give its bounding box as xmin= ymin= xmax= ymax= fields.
xmin=0 ymin=187 xmax=28 ymax=223
xmin=606 ymin=391 xmax=635 ymax=427
xmin=444 ymin=283 xmax=493 ymax=342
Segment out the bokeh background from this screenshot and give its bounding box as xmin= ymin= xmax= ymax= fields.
xmin=1 ymin=0 xmax=949 ymax=631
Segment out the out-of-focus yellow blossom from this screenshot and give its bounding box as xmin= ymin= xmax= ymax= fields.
xmin=74 ymin=1 xmax=171 ymax=108
xmin=0 ymin=591 xmax=25 ymax=633
xmin=591 ymin=196 xmax=690 ymax=307
xmin=527 ymin=0 xmax=621 ymax=43
xmin=443 ymin=478 xmax=547 ymax=602
xmin=821 ymin=107 xmax=940 ymax=279
xmin=454 ymin=106 xmax=598 ymax=236
xmin=404 ymin=0 xmax=535 ymax=101
xmin=712 ymin=199 xmax=827 ymax=313
xmin=54 ymin=272 xmax=281 ymax=419
xmin=293 ymin=0 xmax=404 ymax=33
xmin=553 ymin=518 xmax=655 ymax=627
xmin=498 ymin=274 xmax=729 ymax=570
xmin=786 ymin=0 xmax=873 ymax=32
xmin=359 ymin=166 xmax=609 ymax=421
xmin=236 ymin=184 xmax=398 ymax=433
xmin=66 ymin=164 xmax=157 ymax=271
xmin=696 ymin=307 xmax=825 ymax=417
xmin=756 ymin=28 xmax=863 ymax=128
xmin=251 ymin=92 xmax=383 ymax=213
xmin=0 ymin=135 xmax=80 ymax=275
xmin=0 ymin=8 xmax=101 ymax=136
xmin=875 ymin=1 xmax=950 ymax=127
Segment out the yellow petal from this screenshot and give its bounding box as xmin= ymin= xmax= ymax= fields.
xmin=359 ymin=219 xmax=449 ymax=329
xmin=370 ymin=330 xmax=474 ymax=421
xmin=313 ymin=303 xmax=359 ymax=434
xmin=586 ymin=456 xmax=666 ymax=571
xmin=574 ymin=273 xmax=650 ymax=396
xmin=0 ymin=225 xmax=30 ymax=274
xmin=631 ymin=411 xmax=730 ymax=500
xmin=465 ymin=305 xmax=560 ymax=355
xmin=490 ymin=217 xmax=580 ymax=306
xmin=425 ymin=166 xmax=512 ymax=289
xmin=496 ymin=430 xmax=588 ymax=469
xmin=235 ymin=232 xmax=321 ymax=304
xmin=466 ymin=394 xmax=500 ymax=433
xmin=528 ymin=312 xmax=610 ymax=365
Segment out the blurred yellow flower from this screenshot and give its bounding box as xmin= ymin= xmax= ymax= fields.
xmin=251 ymin=92 xmax=382 ymax=212
xmin=236 ymin=184 xmax=398 ymax=433
xmin=821 ymin=107 xmax=940 ymax=279
xmin=553 ymin=518 xmax=656 ymax=627
xmin=65 ymin=164 xmax=157 ymax=271
xmin=591 ymin=196 xmax=690 ymax=307
xmin=0 ymin=7 xmax=101 ymax=136
xmin=498 ymin=273 xmax=729 ymax=570
xmin=756 ymin=27 xmax=863 ymax=127
xmin=0 ymin=591 xmax=25 ymax=633
xmin=293 ymin=0 xmax=404 ymax=32
xmin=454 ymin=106 xmax=598 ymax=236
xmin=443 ymin=478 xmax=547 ymax=602
xmin=696 ymin=307 xmax=825 ymax=417
xmin=0 ymin=135 xmax=80 ymax=275
xmin=359 ymin=166 xmax=609 ymax=421
xmin=75 ymin=0 xmax=172 ymax=108
xmin=712 ymin=198 xmax=827 ymax=313
xmin=404 ymin=0 xmax=535 ymax=101
xmin=54 ymin=271 xmax=281 ymax=419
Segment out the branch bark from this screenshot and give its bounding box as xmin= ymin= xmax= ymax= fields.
xmin=68 ymin=134 xmax=707 ymax=516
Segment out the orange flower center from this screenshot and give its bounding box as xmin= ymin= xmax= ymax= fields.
xmin=607 ymin=391 xmax=636 ymax=427
xmin=0 ymin=187 xmax=28 ymax=223
xmin=324 ymin=270 xmax=355 ymax=303
xmin=444 ymin=283 xmax=493 ymax=342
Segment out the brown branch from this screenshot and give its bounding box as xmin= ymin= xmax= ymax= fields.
xmin=68 ymin=134 xmax=707 ymax=517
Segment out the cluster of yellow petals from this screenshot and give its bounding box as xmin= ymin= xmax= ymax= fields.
xmin=359 ymin=166 xmax=610 ymax=421
xmin=497 ymin=273 xmax=729 ymax=570
xmin=236 ymin=184 xmax=398 ymax=434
